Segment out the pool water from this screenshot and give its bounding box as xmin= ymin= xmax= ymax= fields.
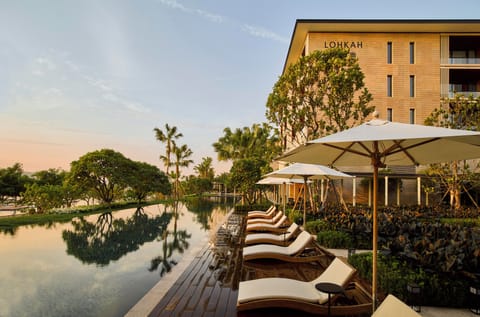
xmin=0 ymin=200 xmax=232 ymax=317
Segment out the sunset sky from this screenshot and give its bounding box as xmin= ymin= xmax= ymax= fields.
xmin=1 ymin=0 xmax=479 ymax=175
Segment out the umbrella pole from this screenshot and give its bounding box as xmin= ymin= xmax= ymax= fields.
xmin=303 ymin=176 xmax=307 ymax=227
xmin=372 ymin=159 xmax=379 ymax=311
xmin=370 ymin=141 xmax=383 ymax=311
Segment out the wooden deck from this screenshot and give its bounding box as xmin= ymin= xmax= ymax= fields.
xmin=148 ymin=210 xmax=372 ymax=317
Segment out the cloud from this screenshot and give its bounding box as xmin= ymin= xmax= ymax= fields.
xmin=242 ymin=24 xmax=289 ymax=44
xmin=157 ymin=0 xmax=224 ymax=23
xmin=156 ymin=0 xmax=286 ymax=43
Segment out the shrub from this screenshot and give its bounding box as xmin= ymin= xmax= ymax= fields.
xmin=349 ymin=252 xmax=472 ymax=307
xmin=286 ymin=209 xmax=303 ymax=225
xmin=316 ymin=230 xmax=353 ymax=248
xmin=305 ymin=219 xmax=329 ymax=234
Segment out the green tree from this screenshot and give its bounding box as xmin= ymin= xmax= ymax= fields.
xmin=32 ymin=168 xmax=66 ymax=186
xmin=266 ymin=47 xmax=374 ymax=149
xmin=183 ymin=176 xmax=213 ymax=195
xmin=153 ymin=124 xmax=183 ymax=174
xmin=424 ymin=95 xmax=480 ymax=209
xmin=126 ymin=161 xmax=171 ymax=203
xmin=213 ymin=123 xmax=281 ymax=162
xmin=229 ymin=158 xmax=271 ymax=205
xmin=69 ymin=149 xmax=132 ymax=204
xmin=0 ymin=163 xmax=32 ymax=203
xmin=22 ymin=183 xmax=64 ymax=213
xmin=194 ymin=157 xmax=215 ymax=180
xmin=171 ymin=143 xmax=194 ymax=197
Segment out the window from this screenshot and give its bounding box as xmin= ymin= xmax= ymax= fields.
xmin=387 ymin=108 xmax=393 ymax=121
xmin=387 ymin=75 xmax=392 ymax=97
xmin=409 ymin=109 xmax=415 ymax=124
xmin=410 ymin=75 xmax=415 ymax=97
xmin=387 ymin=42 xmax=392 ymax=64
xmin=409 ymin=42 xmax=415 ymax=64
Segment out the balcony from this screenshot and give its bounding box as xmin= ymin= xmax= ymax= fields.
xmin=449 ymin=57 xmax=480 ymax=65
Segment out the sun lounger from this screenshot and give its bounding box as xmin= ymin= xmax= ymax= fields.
xmin=372 ymin=294 xmax=421 ymax=317
xmin=243 ymin=231 xmax=321 ymax=262
xmin=246 ymin=214 xmax=289 ymax=233
xmin=245 ymin=223 xmax=300 ymax=246
xmin=247 ymin=206 xmax=275 ymax=219
xmin=247 ymin=210 xmax=283 ymax=225
xmin=237 ymin=257 xmax=356 ymax=313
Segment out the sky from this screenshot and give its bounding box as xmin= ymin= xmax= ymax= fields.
xmin=1 ymin=0 xmax=480 ymax=176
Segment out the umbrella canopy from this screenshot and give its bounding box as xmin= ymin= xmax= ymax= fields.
xmin=279 ymin=118 xmax=480 ymax=166
xmin=256 ymin=177 xmax=311 ymax=185
xmin=277 ymin=117 xmax=480 ymax=310
xmin=265 ymin=163 xmax=352 ymax=227
xmin=265 ymin=162 xmax=352 ymax=180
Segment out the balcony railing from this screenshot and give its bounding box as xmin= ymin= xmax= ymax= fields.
xmin=448 ymin=91 xmax=480 ymax=98
xmin=448 ymin=57 xmax=480 ymax=64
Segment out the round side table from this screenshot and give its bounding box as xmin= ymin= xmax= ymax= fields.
xmin=315 ymin=282 xmax=344 ymax=317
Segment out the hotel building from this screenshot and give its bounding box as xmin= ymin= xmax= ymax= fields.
xmin=284 ymin=19 xmax=480 ymax=125
xmin=281 ymin=20 xmax=480 ymax=205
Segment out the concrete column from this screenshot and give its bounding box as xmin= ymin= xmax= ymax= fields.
xmin=396 ymin=179 xmax=401 ymax=206
xmin=417 ymin=177 xmax=421 ymax=205
xmin=352 ymin=176 xmax=356 ymax=207
xmin=385 ymin=176 xmax=389 ymax=206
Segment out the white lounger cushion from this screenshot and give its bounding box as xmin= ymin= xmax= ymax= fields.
xmin=246 ymin=215 xmax=287 ymax=231
xmin=238 ymin=257 xmax=355 ymax=305
xmin=245 ymin=223 xmax=299 ymax=245
xmin=247 ymin=211 xmax=283 ymax=225
xmin=247 ymin=206 xmax=275 ymax=218
xmin=243 ymin=230 xmax=312 ymax=259
xmin=372 ymin=294 xmax=421 ymax=317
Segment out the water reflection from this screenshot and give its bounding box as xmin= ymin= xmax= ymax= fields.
xmin=149 ymin=202 xmax=191 ymax=276
xmin=62 ymin=207 xmax=173 ymax=266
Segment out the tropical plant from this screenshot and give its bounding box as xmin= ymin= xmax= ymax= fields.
xmin=266 ymin=47 xmax=374 ymax=150
xmin=194 ymin=157 xmax=215 ymax=180
xmin=171 ymin=142 xmax=194 ymax=197
xmin=153 ymin=124 xmax=183 ymax=174
xmin=213 ymin=123 xmax=281 ymax=163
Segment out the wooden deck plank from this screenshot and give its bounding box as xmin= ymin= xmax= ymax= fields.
xmin=205 ymin=282 xmax=223 ymax=312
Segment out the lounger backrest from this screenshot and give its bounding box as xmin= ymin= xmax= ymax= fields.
xmin=273 ymin=215 xmax=287 ymax=228
xmin=311 ymin=257 xmax=356 ymax=288
xmin=270 ymin=211 xmax=283 ymax=223
xmin=286 ymin=231 xmax=312 ymax=255
xmin=372 ymin=294 xmax=421 ymax=317
xmin=284 ymin=223 xmax=299 ymax=239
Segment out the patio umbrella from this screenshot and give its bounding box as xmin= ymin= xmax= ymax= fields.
xmin=277 ymin=116 xmax=480 ymax=310
xmin=257 ymin=177 xmax=314 ymax=213
xmin=264 ymin=163 xmax=352 ymax=227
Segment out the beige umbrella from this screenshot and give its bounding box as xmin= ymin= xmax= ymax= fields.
xmin=257 ymin=177 xmax=312 ymax=212
xmin=265 ymin=163 xmax=352 ymax=227
xmin=277 ymin=117 xmax=480 ymax=310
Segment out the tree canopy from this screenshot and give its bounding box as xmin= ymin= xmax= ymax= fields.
xmin=266 ymin=47 xmax=374 ymax=149
xmin=424 ymin=95 xmax=480 ymax=209
xmin=213 ymin=123 xmax=281 ymax=162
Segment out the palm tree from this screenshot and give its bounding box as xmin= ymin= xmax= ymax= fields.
xmin=153 ymin=124 xmax=183 ymax=174
xmin=213 ymin=123 xmax=281 ymax=162
xmin=194 ymin=157 xmax=215 ymax=180
xmin=172 ymin=142 xmax=193 ymax=197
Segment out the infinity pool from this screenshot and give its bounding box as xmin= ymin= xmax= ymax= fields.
xmin=0 ymin=200 xmax=232 ymax=317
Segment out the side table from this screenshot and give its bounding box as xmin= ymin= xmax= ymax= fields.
xmin=315 ymin=282 xmax=344 ymax=317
